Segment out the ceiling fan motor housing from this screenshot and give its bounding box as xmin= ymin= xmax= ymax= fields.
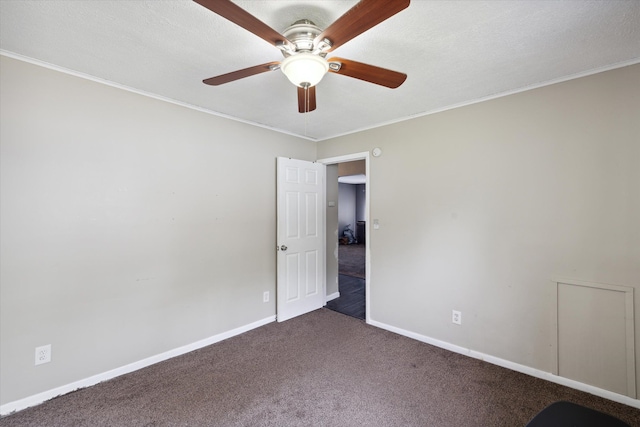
xmin=282 ymin=20 xmax=324 ymax=55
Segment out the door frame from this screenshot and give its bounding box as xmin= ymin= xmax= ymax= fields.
xmin=317 ymin=152 xmax=371 ymax=324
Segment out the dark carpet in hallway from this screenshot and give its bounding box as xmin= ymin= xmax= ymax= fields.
xmin=337 ymin=243 xmax=365 ymax=279
xmin=326 ymin=274 xmax=365 ymax=320
xmin=328 ymin=243 xmax=366 ymax=320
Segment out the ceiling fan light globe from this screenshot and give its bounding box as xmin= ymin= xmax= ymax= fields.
xmin=281 ymin=53 xmax=329 ymax=88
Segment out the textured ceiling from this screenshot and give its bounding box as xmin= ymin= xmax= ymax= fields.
xmin=1 ymin=1 xmax=639 ymax=141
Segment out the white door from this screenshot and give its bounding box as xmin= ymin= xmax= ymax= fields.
xmin=277 ymin=157 xmax=326 ymax=322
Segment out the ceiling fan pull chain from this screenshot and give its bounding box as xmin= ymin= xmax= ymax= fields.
xmin=304 ymin=86 xmax=309 ymax=135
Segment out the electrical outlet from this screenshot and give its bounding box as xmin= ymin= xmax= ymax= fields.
xmin=35 ymin=344 xmax=51 ymax=365
xmin=263 ymin=291 xmax=270 ymax=303
xmin=452 ymin=310 xmax=462 ymax=325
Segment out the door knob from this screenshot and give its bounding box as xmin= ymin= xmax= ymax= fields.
xmin=280 ymin=245 xmax=288 ymax=251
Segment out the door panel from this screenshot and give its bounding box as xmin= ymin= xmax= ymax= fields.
xmin=305 ymin=193 xmax=318 ymax=236
xmin=305 ymin=250 xmax=319 ymax=295
xmin=286 ymin=192 xmax=300 ymax=238
xmin=285 ymin=253 xmax=300 ymax=302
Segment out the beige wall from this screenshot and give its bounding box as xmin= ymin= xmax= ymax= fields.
xmin=0 ymin=56 xmax=316 ymax=405
xmin=2 ymin=54 xmax=639 ymax=408
xmin=317 ymin=64 xmax=640 ymax=387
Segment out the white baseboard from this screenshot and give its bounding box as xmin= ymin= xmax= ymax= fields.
xmin=0 ymin=315 xmax=276 ymax=416
xmin=326 ymin=291 xmax=340 ymax=302
xmin=368 ymin=319 xmax=640 ymax=409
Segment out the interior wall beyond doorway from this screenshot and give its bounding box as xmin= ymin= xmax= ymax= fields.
xmin=338 ymin=183 xmax=357 ymax=237
xmin=338 ymin=160 xmax=365 ymax=176
xmin=325 ymin=164 xmax=339 ymax=298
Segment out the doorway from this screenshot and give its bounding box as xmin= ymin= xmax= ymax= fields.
xmin=318 ymin=153 xmax=370 ymax=323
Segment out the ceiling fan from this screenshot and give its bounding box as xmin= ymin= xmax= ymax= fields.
xmin=194 ymin=0 xmax=410 ymax=113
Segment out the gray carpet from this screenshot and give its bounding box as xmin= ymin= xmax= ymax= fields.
xmin=2 ymin=308 xmax=639 ymax=426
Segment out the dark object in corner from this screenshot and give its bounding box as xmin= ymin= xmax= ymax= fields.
xmin=356 ymin=220 xmax=365 ymax=244
xmin=526 ymin=401 xmax=630 ymax=427
xmin=342 ymin=224 xmax=356 ymax=244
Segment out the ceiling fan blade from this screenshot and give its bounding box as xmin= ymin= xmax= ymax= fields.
xmin=193 ymin=0 xmax=292 ymax=49
xmin=297 ymin=86 xmax=317 ymax=113
xmin=203 ymin=62 xmax=280 ymax=86
xmin=315 ymin=0 xmax=410 ymax=52
xmin=327 ymin=58 xmax=406 ymax=88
